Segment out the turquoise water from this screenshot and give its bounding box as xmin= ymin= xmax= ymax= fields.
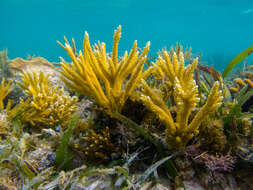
xmin=1 ymin=0 xmax=253 ymax=71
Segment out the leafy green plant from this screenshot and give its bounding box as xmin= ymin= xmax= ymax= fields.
xmin=0 ymin=134 xmax=37 ymax=187
xmin=222 ymin=45 xmax=253 ymax=78
xmin=136 ymin=154 xmax=177 ymax=188
xmin=54 ymin=114 xmax=79 ymax=170
xmin=0 ymin=49 xmax=10 ymax=79
xmin=225 ymin=86 xmax=253 ymax=119
xmin=22 ymin=168 xmax=53 ymax=190
xmin=111 ymin=112 xmax=179 ymax=179
xmin=223 ymin=86 xmax=253 ymax=149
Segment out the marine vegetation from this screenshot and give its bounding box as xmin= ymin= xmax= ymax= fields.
xmin=222 ymin=45 xmax=253 ymax=78
xmin=0 ymin=49 xmax=11 ymax=80
xmin=0 ymin=26 xmax=253 ymax=189
xmin=0 ymin=77 xmax=12 ymax=111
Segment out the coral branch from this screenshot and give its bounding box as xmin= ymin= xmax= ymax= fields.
xmin=141 ymin=49 xmax=223 ymax=149
xmin=58 ymin=26 xmax=150 ymax=114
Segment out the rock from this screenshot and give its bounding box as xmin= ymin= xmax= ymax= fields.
xmin=27 ymin=148 xmax=55 ymax=171
xmin=151 ymin=184 xmax=171 ymax=190
xmin=9 ymin=57 xmax=64 ymax=88
xmin=178 ymin=181 xmax=205 ymax=190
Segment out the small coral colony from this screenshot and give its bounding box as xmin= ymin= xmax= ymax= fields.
xmin=0 ymin=26 xmax=252 ymax=189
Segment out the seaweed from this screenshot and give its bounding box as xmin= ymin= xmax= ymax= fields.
xmin=222 ymin=45 xmax=253 ymax=78
xmin=0 ymin=49 xmax=11 ymax=80
xmin=54 ymin=114 xmax=79 ymax=171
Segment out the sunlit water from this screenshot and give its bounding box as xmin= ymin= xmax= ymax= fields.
xmin=1 ymin=0 xmax=253 ymax=71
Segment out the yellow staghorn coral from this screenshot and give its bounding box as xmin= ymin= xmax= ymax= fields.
xmin=157 ymin=43 xmax=193 ymax=64
xmin=0 ymin=78 xmax=12 ymax=111
xmin=141 ymin=49 xmax=223 ymax=149
xmin=58 ymin=26 xmax=152 ymax=114
xmin=16 ymin=71 xmax=78 ymax=127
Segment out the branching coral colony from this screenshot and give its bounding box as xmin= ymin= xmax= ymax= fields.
xmin=17 ymin=71 xmax=78 ymax=128
xmin=58 ymin=26 xmax=224 ymax=150
xmin=141 ymin=50 xmax=223 ymax=149
xmin=58 ymin=25 xmax=152 ymax=115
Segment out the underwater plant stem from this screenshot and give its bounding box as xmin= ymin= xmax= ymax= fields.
xmin=222 ymin=45 xmax=253 ymax=78
xmin=54 ymin=114 xmax=79 ymax=170
xmin=111 ymin=112 xmax=178 ymax=178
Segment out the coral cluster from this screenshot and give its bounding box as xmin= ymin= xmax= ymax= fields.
xmin=16 ymin=71 xmax=78 ymax=127
xmin=57 ymin=27 xmax=225 ymax=150
xmin=141 ymin=49 xmax=223 ymax=149
xmin=158 ymin=43 xmax=193 ymax=63
xmin=58 ymin=26 xmax=152 ymax=114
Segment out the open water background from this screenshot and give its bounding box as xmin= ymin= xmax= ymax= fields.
xmin=1 ymin=0 xmax=253 ymax=71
